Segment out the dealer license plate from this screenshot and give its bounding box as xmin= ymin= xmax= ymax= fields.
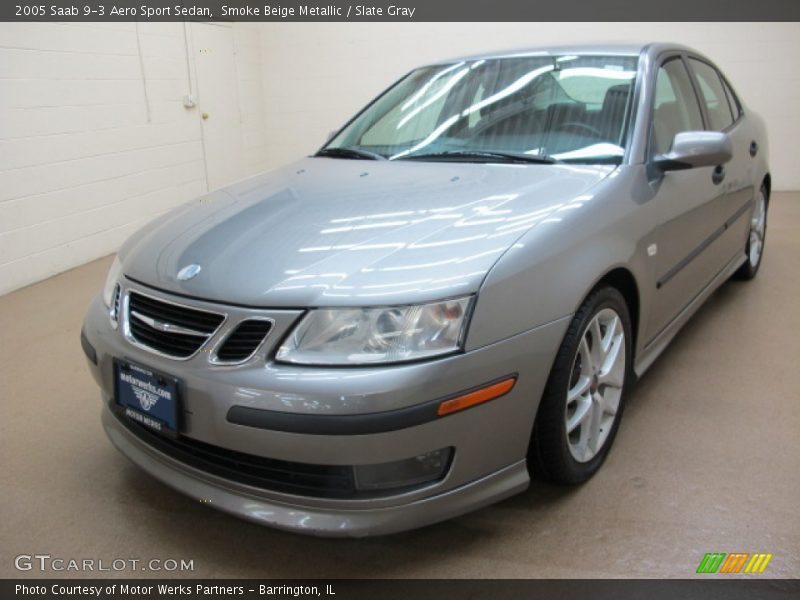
xmin=114 ymin=359 xmax=180 ymax=435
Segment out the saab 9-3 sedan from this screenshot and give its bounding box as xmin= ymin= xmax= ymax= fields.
xmin=82 ymin=43 xmax=769 ymax=536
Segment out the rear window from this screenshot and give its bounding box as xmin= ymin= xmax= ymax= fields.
xmin=721 ymin=76 xmax=742 ymax=120
xmin=689 ymin=58 xmax=734 ymax=131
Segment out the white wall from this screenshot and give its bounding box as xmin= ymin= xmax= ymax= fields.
xmin=1 ymin=22 xmax=797 ymax=296
xmin=259 ymin=22 xmax=800 ymax=189
xmin=229 ymin=24 xmax=271 ymax=178
xmin=0 ymin=22 xmax=268 ymax=296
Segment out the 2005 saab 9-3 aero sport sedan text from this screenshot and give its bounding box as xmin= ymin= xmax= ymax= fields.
xmin=82 ymin=43 xmax=770 ymax=536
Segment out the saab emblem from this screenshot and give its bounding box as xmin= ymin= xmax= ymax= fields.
xmin=177 ymin=264 xmax=202 ymax=281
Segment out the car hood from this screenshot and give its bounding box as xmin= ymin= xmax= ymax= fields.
xmin=121 ymin=157 xmax=614 ymax=307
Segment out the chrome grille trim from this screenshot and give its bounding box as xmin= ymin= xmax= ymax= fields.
xmin=121 ymin=289 xmax=227 ymax=361
xmin=129 ymin=310 xmax=211 ymax=337
xmin=109 ymin=284 xmax=121 ymax=329
xmin=209 ymin=317 xmax=275 ymax=366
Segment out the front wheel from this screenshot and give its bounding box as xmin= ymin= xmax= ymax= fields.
xmin=529 ymin=286 xmax=633 ymax=484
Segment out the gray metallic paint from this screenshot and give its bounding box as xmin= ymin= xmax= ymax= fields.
xmin=102 ymin=406 xmax=531 ymax=537
xmin=120 ymin=159 xmax=615 ymax=313
xmin=83 ymin=43 xmax=770 ymax=536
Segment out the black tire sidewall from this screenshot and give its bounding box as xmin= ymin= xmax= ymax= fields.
xmin=736 ymin=185 xmax=768 ymax=280
xmin=531 ymin=286 xmax=633 ymax=484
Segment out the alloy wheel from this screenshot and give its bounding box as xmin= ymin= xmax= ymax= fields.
xmin=565 ymin=307 xmax=626 ymax=463
xmin=749 ymin=191 xmax=767 ymax=267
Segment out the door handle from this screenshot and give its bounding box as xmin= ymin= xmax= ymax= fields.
xmin=712 ymin=165 xmax=726 ymax=185
xmin=749 ymin=141 xmax=758 ymax=157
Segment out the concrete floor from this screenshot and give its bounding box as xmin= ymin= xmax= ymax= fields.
xmin=1 ymin=193 xmax=798 ymax=579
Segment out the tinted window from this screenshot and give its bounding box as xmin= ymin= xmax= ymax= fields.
xmin=721 ymin=76 xmax=741 ymax=120
xmin=651 ymin=58 xmax=704 ymax=155
xmin=689 ymin=58 xmax=734 ymax=131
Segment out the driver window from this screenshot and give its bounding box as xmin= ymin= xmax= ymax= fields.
xmin=651 ymin=58 xmax=704 ymax=155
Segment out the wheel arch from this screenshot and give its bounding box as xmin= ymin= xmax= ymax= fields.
xmin=588 ymin=267 xmax=641 ymax=359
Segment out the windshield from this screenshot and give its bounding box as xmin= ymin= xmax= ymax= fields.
xmin=323 ymin=54 xmax=639 ymax=163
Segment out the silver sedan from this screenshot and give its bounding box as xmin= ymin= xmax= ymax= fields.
xmin=81 ymin=43 xmax=769 ymax=536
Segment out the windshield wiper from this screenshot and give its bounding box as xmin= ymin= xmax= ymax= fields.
xmin=396 ymin=150 xmax=559 ymax=164
xmin=316 ymin=147 xmax=386 ymax=161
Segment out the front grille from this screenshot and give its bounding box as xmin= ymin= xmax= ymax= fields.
xmin=119 ymin=414 xmax=358 ymax=498
xmin=215 ymin=319 xmax=273 ymax=362
xmin=126 ymin=291 xmax=225 ymax=358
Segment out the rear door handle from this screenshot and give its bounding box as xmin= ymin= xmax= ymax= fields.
xmin=749 ymin=141 xmax=758 ymax=157
xmin=712 ymin=165 xmax=726 ymax=185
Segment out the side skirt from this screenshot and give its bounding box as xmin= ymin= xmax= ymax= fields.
xmin=633 ymin=250 xmax=747 ymax=378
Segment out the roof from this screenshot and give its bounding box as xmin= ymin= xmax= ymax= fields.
xmin=437 ymin=43 xmax=649 ymax=64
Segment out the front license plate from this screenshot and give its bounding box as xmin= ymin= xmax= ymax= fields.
xmin=114 ymin=359 xmax=180 ymax=435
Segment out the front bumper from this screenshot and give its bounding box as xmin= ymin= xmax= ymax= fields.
xmin=83 ymin=280 xmax=570 ymax=536
xmin=102 ymin=405 xmax=528 ymax=536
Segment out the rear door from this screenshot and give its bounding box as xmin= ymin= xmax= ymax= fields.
xmin=686 ymin=57 xmax=755 ymax=264
xmin=643 ymin=55 xmax=731 ymax=343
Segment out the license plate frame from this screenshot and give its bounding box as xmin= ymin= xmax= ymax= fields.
xmin=113 ymin=358 xmax=181 ymax=437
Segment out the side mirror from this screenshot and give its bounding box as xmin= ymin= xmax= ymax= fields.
xmin=654 ymin=131 xmax=732 ymax=171
xmin=325 ymin=130 xmax=337 ymax=142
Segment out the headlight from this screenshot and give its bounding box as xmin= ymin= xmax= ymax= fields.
xmin=276 ymin=297 xmax=472 ymax=365
xmin=102 ymin=256 xmax=122 ymax=307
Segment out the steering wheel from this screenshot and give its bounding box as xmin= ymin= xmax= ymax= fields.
xmin=558 ymin=122 xmax=604 ymax=138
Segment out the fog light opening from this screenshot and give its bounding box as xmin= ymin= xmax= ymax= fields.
xmin=353 ymin=447 xmax=453 ymax=492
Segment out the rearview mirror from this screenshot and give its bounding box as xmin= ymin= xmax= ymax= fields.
xmin=654 ymin=131 xmax=732 ymax=171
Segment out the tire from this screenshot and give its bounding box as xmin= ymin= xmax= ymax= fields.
xmin=529 ymin=286 xmax=633 ymax=484
xmin=733 ymin=184 xmax=768 ymax=280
